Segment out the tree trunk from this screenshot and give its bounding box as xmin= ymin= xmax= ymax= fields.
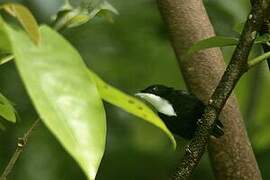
xmin=156 ymin=0 xmax=262 ymax=179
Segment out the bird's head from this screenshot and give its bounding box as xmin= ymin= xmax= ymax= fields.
xmin=135 ymin=85 xmax=176 ymax=116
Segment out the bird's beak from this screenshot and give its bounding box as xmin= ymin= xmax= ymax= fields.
xmin=134 ymin=92 xmax=147 ymax=99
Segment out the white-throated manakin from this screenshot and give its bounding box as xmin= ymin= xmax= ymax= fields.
xmin=136 ymin=85 xmax=224 ymax=139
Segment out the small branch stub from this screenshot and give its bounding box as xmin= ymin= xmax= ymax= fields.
xmin=0 ymin=119 xmax=40 ymax=180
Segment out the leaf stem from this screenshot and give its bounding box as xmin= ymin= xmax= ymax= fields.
xmin=0 ymin=55 xmax=14 ymax=66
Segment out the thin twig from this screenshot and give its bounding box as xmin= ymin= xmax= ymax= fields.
xmin=157 ymin=0 xmax=267 ymax=179
xmin=0 ymin=119 xmax=40 ymax=180
xmin=248 ymin=51 xmax=270 ymax=68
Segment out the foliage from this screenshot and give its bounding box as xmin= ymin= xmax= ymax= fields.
xmin=0 ymin=2 xmax=175 ymax=179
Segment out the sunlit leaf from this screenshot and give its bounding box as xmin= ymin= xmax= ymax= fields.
xmin=88 ymin=70 xmax=176 ymax=148
xmin=53 ymin=0 xmax=118 ymax=30
xmin=0 ymin=92 xmax=16 ymax=123
xmin=3 ymin=22 xmax=106 ymax=180
xmin=0 ymin=3 xmax=40 ymax=45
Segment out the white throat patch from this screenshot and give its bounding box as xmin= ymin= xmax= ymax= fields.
xmin=135 ymin=93 xmax=177 ymax=116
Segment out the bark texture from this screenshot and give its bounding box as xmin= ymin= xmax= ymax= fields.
xmin=156 ymin=0 xmax=262 ymax=179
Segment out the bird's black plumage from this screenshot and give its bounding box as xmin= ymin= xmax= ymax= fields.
xmin=139 ymin=85 xmax=224 ymax=139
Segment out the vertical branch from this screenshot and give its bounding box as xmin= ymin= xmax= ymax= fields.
xmin=156 ymin=0 xmax=265 ymax=179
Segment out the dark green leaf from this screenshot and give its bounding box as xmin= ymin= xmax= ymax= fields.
xmin=186 ymin=34 xmax=270 ymax=57
xmin=186 ymin=36 xmax=239 ymax=57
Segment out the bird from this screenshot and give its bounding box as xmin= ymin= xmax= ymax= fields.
xmin=135 ymin=84 xmax=224 ymax=139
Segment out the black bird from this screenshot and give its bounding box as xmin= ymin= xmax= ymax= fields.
xmin=135 ymin=85 xmax=224 ymax=139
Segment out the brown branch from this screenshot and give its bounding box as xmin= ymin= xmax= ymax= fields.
xmin=0 ymin=119 xmax=40 ymax=180
xmin=156 ymin=0 xmax=267 ymax=179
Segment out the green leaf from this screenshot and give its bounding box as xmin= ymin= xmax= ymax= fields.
xmin=53 ymin=0 xmax=118 ymax=30
xmin=186 ymin=34 xmax=270 ymax=57
xmin=88 ymin=70 xmax=176 ymax=148
xmin=0 ymin=3 xmax=40 ymax=45
xmin=0 ymin=92 xmax=16 ymax=123
xmin=186 ymin=36 xmax=239 ymax=57
xmin=3 ymin=22 xmax=106 ymax=180
xmin=184 ymin=33 xmax=270 ymax=58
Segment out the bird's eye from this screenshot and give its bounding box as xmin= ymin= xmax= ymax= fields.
xmin=153 ymin=87 xmax=158 ymax=91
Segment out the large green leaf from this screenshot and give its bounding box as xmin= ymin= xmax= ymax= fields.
xmin=3 ymin=22 xmax=106 ymax=180
xmin=0 ymin=92 xmax=16 ymax=123
xmin=0 ymin=3 xmax=40 ymax=45
xmin=88 ymin=70 xmax=176 ymax=148
xmin=53 ymin=0 xmax=118 ymax=30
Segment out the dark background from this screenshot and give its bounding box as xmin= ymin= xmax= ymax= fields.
xmin=0 ymin=0 xmax=270 ymax=179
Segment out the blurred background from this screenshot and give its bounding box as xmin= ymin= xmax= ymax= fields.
xmin=0 ymin=0 xmax=270 ymax=179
